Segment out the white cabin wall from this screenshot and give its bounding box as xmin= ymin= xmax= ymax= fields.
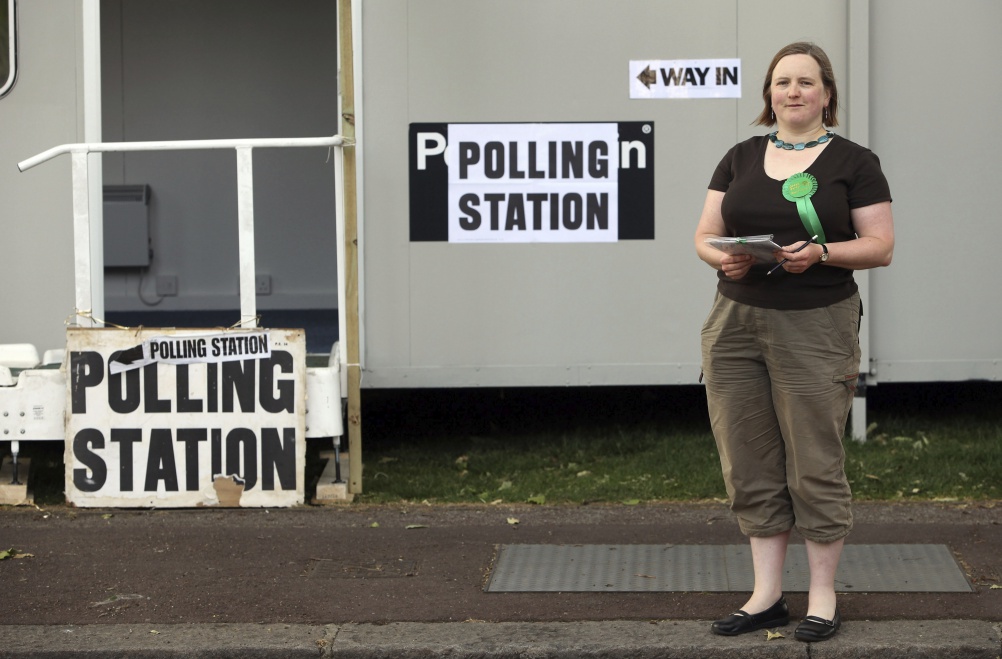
xmin=0 ymin=1 xmax=81 ymax=351
xmin=867 ymin=0 xmax=1002 ymax=382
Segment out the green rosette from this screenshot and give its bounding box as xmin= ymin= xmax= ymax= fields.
xmin=782 ymin=172 xmax=826 ymax=243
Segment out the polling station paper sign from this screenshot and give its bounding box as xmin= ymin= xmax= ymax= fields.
xmin=107 ymin=331 xmax=273 ymax=374
xmin=65 ymin=328 xmax=306 ymax=508
xmin=410 ymin=122 xmax=654 ymax=243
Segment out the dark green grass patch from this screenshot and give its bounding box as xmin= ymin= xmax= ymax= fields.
xmin=845 ymin=382 xmax=1002 ymax=501
xmin=356 ymin=382 xmax=1001 ymax=505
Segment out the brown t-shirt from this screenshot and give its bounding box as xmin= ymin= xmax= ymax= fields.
xmin=708 ymin=134 xmax=892 ymax=309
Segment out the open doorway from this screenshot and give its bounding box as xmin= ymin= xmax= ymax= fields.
xmin=100 ymin=0 xmax=340 ymax=353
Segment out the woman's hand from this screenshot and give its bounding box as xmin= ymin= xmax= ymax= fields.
xmin=776 ymin=240 xmax=822 ymax=274
xmin=720 ymin=253 xmax=754 ymax=279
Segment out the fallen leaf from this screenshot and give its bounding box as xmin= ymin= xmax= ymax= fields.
xmin=622 ymin=499 xmax=641 ymax=506
xmin=0 ymin=548 xmax=30 ymax=561
xmin=405 ymin=524 xmax=428 ymax=530
xmin=102 ymin=514 xmax=113 ymax=520
xmin=527 ymin=494 xmax=546 ymax=505
xmin=990 ymin=584 xmax=1002 ymax=590
xmin=369 ymin=522 xmax=380 ymax=528
xmin=150 ymin=630 xmax=161 ymax=635
xmin=507 ymin=517 xmax=519 ymax=525
xmin=765 ymin=629 xmax=785 ymax=640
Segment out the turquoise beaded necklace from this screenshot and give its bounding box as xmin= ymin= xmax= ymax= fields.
xmin=769 ymin=130 xmax=834 ymax=151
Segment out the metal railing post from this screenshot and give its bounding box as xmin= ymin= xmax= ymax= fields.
xmin=235 ymin=146 xmax=257 ymax=327
xmin=70 ymin=151 xmax=99 ymax=327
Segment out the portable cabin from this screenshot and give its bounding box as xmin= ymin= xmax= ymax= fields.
xmin=2 ymin=0 xmax=999 ymax=505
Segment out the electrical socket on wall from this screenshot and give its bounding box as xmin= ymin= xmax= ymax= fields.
xmin=255 ymin=274 xmax=272 ymax=296
xmin=156 ymin=275 xmax=178 ymax=297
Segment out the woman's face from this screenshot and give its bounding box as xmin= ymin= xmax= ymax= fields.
xmin=770 ymin=54 xmax=831 ymax=130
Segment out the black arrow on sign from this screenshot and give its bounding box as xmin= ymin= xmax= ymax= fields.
xmin=637 ymin=65 xmax=657 ymax=89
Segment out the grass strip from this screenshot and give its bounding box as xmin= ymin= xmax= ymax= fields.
xmin=352 ymin=382 xmax=1001 ymax=504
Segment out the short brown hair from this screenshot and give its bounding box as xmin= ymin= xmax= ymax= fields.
xmin=754 ymin=42 xmax=839 ymax=127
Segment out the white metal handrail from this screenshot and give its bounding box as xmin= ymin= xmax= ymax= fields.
xmin=17 ymin=136 xmax=346 ymax=173
xmin=18 ymin=135 xmax=347 ymax=330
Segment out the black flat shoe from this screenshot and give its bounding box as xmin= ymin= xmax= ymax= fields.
xmin=710 ymin=596 xmax=790 ymax=636
xmin=794 ymin=608 xmax=841 ymax=642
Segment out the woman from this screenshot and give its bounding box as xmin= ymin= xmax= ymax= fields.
xmin=694 ymin=42 xmax=894 ymax=643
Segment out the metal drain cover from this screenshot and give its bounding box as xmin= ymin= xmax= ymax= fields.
xmin=486 ymin=544 xmax=972 ymax=593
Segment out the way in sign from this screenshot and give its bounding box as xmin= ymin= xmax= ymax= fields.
xmin=636 ymin=64 xmax=739 ymax=89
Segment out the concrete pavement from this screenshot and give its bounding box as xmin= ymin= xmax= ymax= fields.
xmin=1 ymin=620 xmax=1000 ymax=658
